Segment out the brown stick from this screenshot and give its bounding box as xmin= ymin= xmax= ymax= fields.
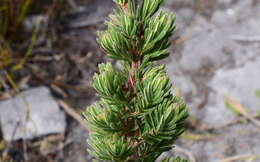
xmin=199 ymin=114 xmax=260 ymax=131
xmin=221 ymin=154 xmax=258 ymax=162
xmin=58 ymin=100 xmax=89 ymax=131
xmin=225 ymin=96 xmax=260 ymax=129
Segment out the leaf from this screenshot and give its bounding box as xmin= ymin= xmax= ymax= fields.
xmin=225 ymin=99 xmax=241 ymax=116
xmin=256 ymin=90 xmax=260 ymax=98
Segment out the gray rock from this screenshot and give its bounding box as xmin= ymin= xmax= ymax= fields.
xmin=201 ymin=57 xmax=260 ymax=126
xmin=0 ymin=87 xmax=66 ymax=141
xmin=168 ymin=0 xmax=260 ymax=74
xmin=163 ymin=0 xmax=195 ymax=8
xmin=177 ymin=124 xmax=260 ymax=162
xmin=65 ymin=0 xmax=114 ymax=28
xmin=166 ymin=0 xmax=260 ymax=111
xmin=165 ymin=1 xmax=260 ymax=161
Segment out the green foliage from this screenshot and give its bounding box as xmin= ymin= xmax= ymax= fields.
xmin=88 ymin=134 xmax=134 ymax=162
xmin=92 ymin=63 xmax=130 ymax=105
xmin=161 ymin=157 xmax=188 ymax=162
xmin=256 ymin=90 xmax=260 ymax=99
xmin=83 ymin=0 xmax=188 ymax=161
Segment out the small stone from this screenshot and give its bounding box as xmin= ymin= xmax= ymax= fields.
xmin=0 ymin=87 xmax=66 ymax=141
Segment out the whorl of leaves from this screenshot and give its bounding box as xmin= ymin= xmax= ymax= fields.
xmin=83 ymin=0 xmax=188 ymax=161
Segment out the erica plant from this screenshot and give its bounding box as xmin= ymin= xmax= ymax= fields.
xmin=83 ymin=0 xmax=188 ymax=161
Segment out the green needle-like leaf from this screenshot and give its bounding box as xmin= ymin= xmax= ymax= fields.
xmin=83 ymin=0 xmax=188 ymax=161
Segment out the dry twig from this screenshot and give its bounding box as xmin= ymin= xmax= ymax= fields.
xmin=229 ymin=35 xmax=260 ymax=42
xmin=199 ymin=114 xmax=260 ymax=131
xmin=50 ymin=83 xmax=68 ymax=98
xmin=58 ymin=100 xmax=88 ymax=131
xmin=221 ymin=154 xmax=258 ymax=162
xmin=225 ymin=96 xmax=260 ymax=129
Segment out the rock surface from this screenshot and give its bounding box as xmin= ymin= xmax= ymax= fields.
xmin=164 ymin=0 xmax=260 ymax=161
xmin=63 ymin=0 xmax=114 ymax=28
xmin=166 ymin=0 xmax=260 ymax=122
xmin=0 ymin=87 xmax=66 ymax=141
xmin=202 ymin=57 xmax=260 ymax=126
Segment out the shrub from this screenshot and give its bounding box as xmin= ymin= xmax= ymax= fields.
xmin=83 ymin=0 xmax=188 ymax=161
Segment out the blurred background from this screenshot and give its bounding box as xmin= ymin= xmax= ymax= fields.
xmin=0 ymin=0 xmax=260 ymax=161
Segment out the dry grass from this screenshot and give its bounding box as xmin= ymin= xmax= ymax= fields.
xmin=0 ymin=0 xmax=40 ymax=91
xmin=0 ymin=0 xmax=33 ymax=38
